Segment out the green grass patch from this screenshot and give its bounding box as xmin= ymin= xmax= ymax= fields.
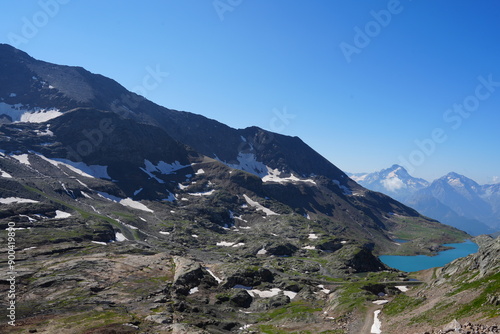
xmin=57 ymin=309 xmax=133 ymax=332
xmin=409 ymin=301 xmax=454 ymax=325
xmin=452 ymin=272 xmax=500 ymax=318
xmin=383 ymin=294 xmax=425 ymax=316
xmin=257 ymin=301 xmax=322 ymax=322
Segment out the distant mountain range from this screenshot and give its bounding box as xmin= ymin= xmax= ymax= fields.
xmin=350 ymin=165 xmax=500 ymax=235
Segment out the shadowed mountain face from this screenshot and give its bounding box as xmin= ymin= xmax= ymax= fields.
xmin=0 ymin=44 xmax=477 ymax=333
xmin=0 ymin=43 xmax=465 ymax=251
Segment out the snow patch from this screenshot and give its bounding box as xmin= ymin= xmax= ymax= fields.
xmin=38 ymin=155 xmax=111 ymax=179
xmin=318 ymin=285 xmax=331 ymax=294
xmin=371 ymin=310 xmax=382 ymax=333
xmin=91 ymin=241 xmax=108 ymax=245
xmin=395 ymin=286 xmax=409 ymax=292
xmin=246 ymin=288 xmax=297 ymax=300
xmin=225 ymin=153 xmax=268 ymax=177
xmin=188 ymin=189 xmax=215 ymax=196
xmin=142 ymin=159 xmax=190 ymax=180
xmin=262 ymin=167 xmax=316 ymax=185
xmin=189 ymin=287 xmax=199 ymax=295
xmin=97 ymin=192 xmax=154 ymax=213
xmin=216 ymin=241 xmax=245 ymax=247
xmin=120 ymin=198 xmax=154 ymax=213
xmin=0 ymin=197 xmax=38 ymax=204
xmin=243 ymin=194 xmax=279 ymax=216
xmin=20 ymin=109 xmax=62 ymax=123
xmin=0 ymin=169 xmax=12 ymax=178
xmin=162 ymin=191 xmax=176 ymax=202
xmin=332 ymin=180 xmax=352 ymax=195
xmin=372 ymin=300 xmax=389 ymax=305
xmin=115 ymin=232 xmax=128 ymax=242
xmin=81 ymin=192 xmax=92 ymax=199
xmin=205 ymin=268 xmax=223 ymax=284
xmin=257 ymin=247 xmax=267 ymax=255
xmin=34 ymin=126 xmax=54 ymax=136
xmin=12 ymin=154 xmax=31 ymax=166
xmin=54 ymin=210 xmax=71 ymax=219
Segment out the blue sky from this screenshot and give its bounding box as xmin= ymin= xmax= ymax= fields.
xmin=1 ymin=0 xmax=499 ymax=184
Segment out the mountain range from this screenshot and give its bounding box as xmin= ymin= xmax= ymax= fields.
xmin=350 ymin=165 xmax=500 ymax=236
xmin=0 ymin=44 xmax=497 ymax=333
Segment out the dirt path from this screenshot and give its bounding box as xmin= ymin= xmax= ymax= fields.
xmin=359 ymin=303 xmax=383 ymax=334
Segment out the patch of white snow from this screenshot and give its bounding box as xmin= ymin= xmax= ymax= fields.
xmin=371 ymin=310 xmax=382 ymax=333
xmin=54 ymin=210 xmax=71 ymax=219
xmin=115 ymin=232 xmax=128 ymax=242
xmin=243 ymin=194 xmax=279 ymax=216
xmin=0 ymin=197 xmax=38 ymax=204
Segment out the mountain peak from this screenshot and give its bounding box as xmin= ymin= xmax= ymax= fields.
xmin=390 ymin=163 xmax=404 ymax=170
xmin=351 ymin=164 xmax=429 ymax=200
xmin=445 ymin=171 xmax=464 ymax=179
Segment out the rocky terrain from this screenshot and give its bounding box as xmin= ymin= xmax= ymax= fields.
xmin=0 ymin=44 xmax=497 ymax=333
xmin=380 ymin=235 xmax=500 ymax=334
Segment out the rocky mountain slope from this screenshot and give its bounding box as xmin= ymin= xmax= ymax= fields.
xmin=0 ymin=44 xmax=485 ymax=333
xmin=352 ymin=165 xmax=499 ymax=236
xmin=381 ymin=234 xmax=500 ymax=333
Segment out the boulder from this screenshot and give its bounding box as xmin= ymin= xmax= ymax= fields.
xmin=230 ymin=289 xmax=253 ymax=308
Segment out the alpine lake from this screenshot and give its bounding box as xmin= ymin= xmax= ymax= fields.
xmin=379 ymin=239 xmax=479 ymax=272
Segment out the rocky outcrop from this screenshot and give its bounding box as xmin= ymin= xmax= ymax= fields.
xmin=421 ymin=320 xmax=499 ymax=334
xmin=223 ymin=267 xmax=274 ymax=288
xmin=172 ymin=256 xmax=217 ymax=294
xmin=435 ymin=235 xmax=499 ymax=284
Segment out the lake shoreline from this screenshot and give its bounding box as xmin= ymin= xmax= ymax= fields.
xmin=379 ymin=239 xmax=479 ymax=272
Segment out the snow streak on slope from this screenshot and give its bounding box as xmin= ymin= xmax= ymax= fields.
xmin=0 ymin=102 xmax=62 ymax=123
xmin=243 ymin=194 xmax=279 ymax=216
xmin=36 ymin=154 xmax=111 ymax=179
xmin=226 ymin=153 xmax=268 ymax=177
xmin=224 ymin=152 xmax=317 ymax=185
xmin=97 ymin=192 xmax=154 ymax=213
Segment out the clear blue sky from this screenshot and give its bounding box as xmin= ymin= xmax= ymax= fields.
xmin=1 ymin=0 xmax=499 ymax=184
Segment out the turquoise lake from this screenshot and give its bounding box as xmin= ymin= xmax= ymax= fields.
xmin=379 ymin=240 xmax=479 ymax=272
